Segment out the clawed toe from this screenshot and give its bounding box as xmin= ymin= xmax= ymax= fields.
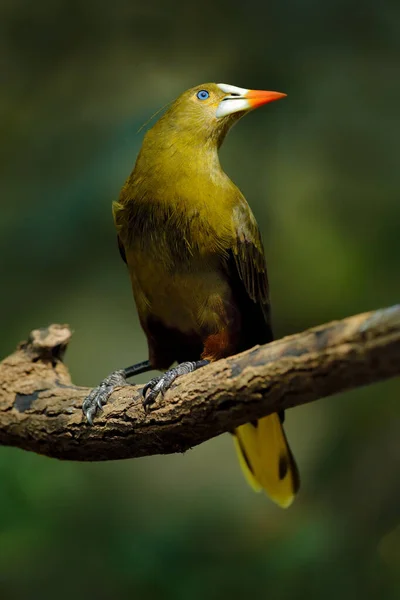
xmin=82 ymin=369 xmax=127 ymax=424
xmin=141 ymin=373 xmax=174 ymax=411
xmin=141 ymin=376 xmax=161 ymax=400
xmin=141 ymin=360 xmax=209 ymax=412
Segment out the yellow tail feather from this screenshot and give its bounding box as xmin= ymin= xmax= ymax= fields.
xmin=234 ymin=413 xmax=300 ymax=508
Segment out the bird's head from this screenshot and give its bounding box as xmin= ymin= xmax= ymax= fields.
xmin=150 ymin=82 xmax=286 ymax=148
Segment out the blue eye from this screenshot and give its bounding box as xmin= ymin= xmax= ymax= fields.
xmin=197 ymin=89 xmax=209 ymax=100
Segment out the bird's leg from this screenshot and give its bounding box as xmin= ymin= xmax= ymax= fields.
xmin=142 ymin=359 xmax=209 ymax=411
xmin=82 ymin=360 xmax=152 ymax=424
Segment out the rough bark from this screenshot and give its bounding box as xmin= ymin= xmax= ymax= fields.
xmin=0 ymin=305 xmax=399 ymax=461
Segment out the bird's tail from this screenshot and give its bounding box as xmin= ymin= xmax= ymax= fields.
xmin=233 ymin=413 xmax=300 ymax=508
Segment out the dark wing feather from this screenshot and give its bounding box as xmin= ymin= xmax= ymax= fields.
xmin=228 ymin=201 xmax=273 ymax=347
xmin=228 ymin=201 xmax=283 ymax=420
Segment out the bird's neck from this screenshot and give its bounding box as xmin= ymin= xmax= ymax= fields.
xmin=124 ymin=130 xmax=233 ymax=208
xmin=115 ymin=128 xmax=241 ymax=255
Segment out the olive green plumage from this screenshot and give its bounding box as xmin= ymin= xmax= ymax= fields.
xmin=114 ymin=82 xmax=299 ymax=507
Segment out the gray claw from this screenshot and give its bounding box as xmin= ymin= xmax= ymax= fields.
xmin=141 ymin=362 xmax=202 ymax=412
xmin=82 ymin=369 xmax=127 ymax=424
xmin=141 ymin=376 xmax=161 ymax=399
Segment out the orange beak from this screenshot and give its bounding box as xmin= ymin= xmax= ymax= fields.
xmin=245 ymin=89 xmax=287 ymax=110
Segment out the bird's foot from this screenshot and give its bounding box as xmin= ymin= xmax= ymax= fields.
xmin=82 ymin=369 xmax=128 ymax=425
xmin=141 ymin=360 xmax=209 ymax=411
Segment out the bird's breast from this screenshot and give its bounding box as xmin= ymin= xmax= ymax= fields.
xmin=127 ymin=243 xmax=234 ymax=335
xmin=115 ymin=181 xmax=240 ymax=337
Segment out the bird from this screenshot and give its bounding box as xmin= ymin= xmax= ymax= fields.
xmin=83 ymin=82 xmax=300 ymax=508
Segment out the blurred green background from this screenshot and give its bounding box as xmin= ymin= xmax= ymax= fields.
xmin=1 ymin=0 xmax=400 ymax=598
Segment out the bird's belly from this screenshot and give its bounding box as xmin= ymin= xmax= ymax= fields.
xmin=128 ymin=249 xmax=232 ymax=336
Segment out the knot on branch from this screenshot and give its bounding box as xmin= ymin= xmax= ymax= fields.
xmin=20 ymin=324 xmax=72 ymax=363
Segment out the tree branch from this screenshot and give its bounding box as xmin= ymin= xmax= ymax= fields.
xmin=0 ymin=305 xmax=399 ymax=461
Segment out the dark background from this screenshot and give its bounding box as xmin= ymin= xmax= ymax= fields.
xmin=1 ymin=1 xmax=399 ymax=598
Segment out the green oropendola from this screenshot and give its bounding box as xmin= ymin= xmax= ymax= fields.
xmin=83 ymin=82 xmax=300 ymax=507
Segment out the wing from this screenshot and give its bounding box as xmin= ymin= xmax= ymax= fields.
xmin=227 ymin=200 xmax=273 ymax=347
xmin=229 ymin=202 xmax=291 ymax=475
